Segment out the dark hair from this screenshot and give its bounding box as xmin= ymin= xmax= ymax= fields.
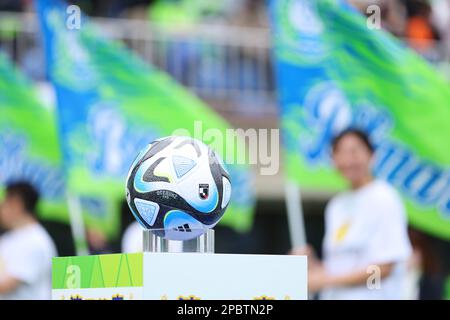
xmin=5 ymin=181 xmax=40 ymax=215
xmin=331 ymin=128 xmax=374 ymax=154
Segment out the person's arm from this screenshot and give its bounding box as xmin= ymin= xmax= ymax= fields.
xmin=308 ymin=262 xmax=394 ymax=293
xmin=289 ymin=245 xmax=321 ymax=269
xmin=327 ymin=263 xmax=394 ymax=287
xmin=0 ymin=275 xmax=22 ymax=294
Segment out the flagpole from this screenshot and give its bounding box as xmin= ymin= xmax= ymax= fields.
xmin=284 ymin=180 xmax=306 ymax=248
xmin=66 ymin=193 xmax=89 ymax=256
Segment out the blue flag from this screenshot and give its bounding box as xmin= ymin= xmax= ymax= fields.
xmin=36 ymin=0 xmax=255 ymax=234
xmin=271 ymin=0 xmax=450 ymax=239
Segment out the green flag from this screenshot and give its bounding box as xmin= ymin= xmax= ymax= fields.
xmin=37 ymin=0 xmax=255 ymax=234
xmin=0 ymin=52 xmax=67 ymax=223
xmin=271 ymin=0 xmax=450 ymax=239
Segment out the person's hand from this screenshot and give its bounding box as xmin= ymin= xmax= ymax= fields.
xmin=86 ymin=228 xmax=108 ymax=252
xmin=308 ymin=265 xmax=329 ymax=294
xmin=289 ymin=245 xmax=314 ymax=256
xmin=289 ymin=244 xmax=320 ymax=269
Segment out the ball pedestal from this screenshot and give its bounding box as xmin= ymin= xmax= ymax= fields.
xmin=51 ymin=229 xmax=307 ymax=300
xmin=143 ymin=229 xmax=215 ymax=253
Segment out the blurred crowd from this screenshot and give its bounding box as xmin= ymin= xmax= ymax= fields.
xmin=1 ymin=0 xmax=448 ymax=109
xmin=2 ymin=0 xmax=448 ymax=46
xmin=0 ymin=0 xmax=273 ymax=110
xmin=350 ymin=0 xmax=450 ymax=62
xmin=0 ymin=0 xmax=269 ymax=28
xmin=2 ymin=0 xmax=448 ymax=55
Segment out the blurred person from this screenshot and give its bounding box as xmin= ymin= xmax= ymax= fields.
xmin=122 ymin=220 xmax=143 ymax=253
xmin=229 ymin=0 xmax=268 ymax=28
xmin=350 ymin=0 xmax=407 ymax=36
xmin=120 ymin=200 xmax=143 ymax=253
xmin=0 ymin=0 xmax=24 ymax=11
xmin=409 ymin=229 xmax=450 ymax=299
xmin=107 ymin=0 xmax=154 ymax=18
xmin=148 ymin=0 xmax=228 ymax=26
xmin=291 ymin=128 xmax=412 ymax=299
xmin=86 ymin=227 xmax=112 ymax=255
xmin=405 ymin=0 xmax=441 ymax=55
xmin=20 ymin=45 xmax=46 ymax=81
xmin=430 ymin=0 xmax=450 ymax=31
xmin=430 ymin=0 xmax=450 ymax=59
xmin=0 ymin=182 xmax=56 ymax=300
xmin=381 ymin=0 xmax=408 ymax=36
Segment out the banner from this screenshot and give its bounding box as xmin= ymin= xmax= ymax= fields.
xmin=36 ymin=0 xmax=255 ymax=233
xmin=0 ymin=52 xmax=67 ymax=222
xmin=271 ymin=0 xmax=450 ymax=239
xmin=52 ymin=253 xmax=307 ymax=300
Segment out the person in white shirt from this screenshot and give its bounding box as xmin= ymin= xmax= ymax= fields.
xmin=292 ymin=128 xmax=412 ymax=299
xmin=122 ymin=221 xmax=143 ymax=253
xmin=0 ymin=182 xmax=57 ymax=300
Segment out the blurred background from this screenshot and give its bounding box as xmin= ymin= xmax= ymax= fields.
xmin=0 ymin=0 xmax=449 ymax=299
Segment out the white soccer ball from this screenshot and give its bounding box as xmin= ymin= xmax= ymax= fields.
xmin=125 ymin=136 xmax=231 ymax=240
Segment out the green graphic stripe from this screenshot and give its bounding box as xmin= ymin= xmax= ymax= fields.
xmin=52 ymin=253 xmax=143 ymax=289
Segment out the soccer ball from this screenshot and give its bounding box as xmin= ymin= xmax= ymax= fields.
xmin=125 ymin=136 xmax=231 ymax=241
